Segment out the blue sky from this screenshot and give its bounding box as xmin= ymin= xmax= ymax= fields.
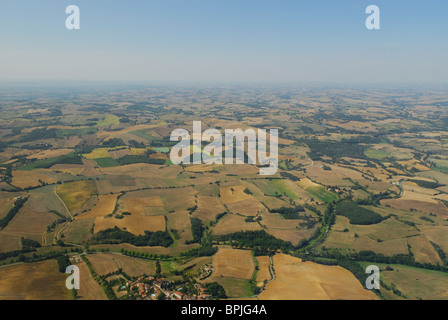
xmin=0 ymin=0 xmax=447 ymax=83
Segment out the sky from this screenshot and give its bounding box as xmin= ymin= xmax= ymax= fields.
xmin=0 ymin=0 xmax=447 ymax=84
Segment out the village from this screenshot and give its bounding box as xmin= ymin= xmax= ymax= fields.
xmin=127 ymin=276 xmax=214 ymax=301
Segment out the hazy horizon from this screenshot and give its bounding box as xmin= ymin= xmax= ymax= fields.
xmin=1 ymin=0 xmax=447 ymax=83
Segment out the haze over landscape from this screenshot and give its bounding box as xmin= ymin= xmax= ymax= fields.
xmin=0 ymin=0 xmax=447 ymax=83
xmin=0 ymin=0 xmax=447 ymax=303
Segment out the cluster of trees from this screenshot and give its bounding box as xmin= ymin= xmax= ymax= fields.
xmin=0 ymin=248 xmax=34 ymax=262
xmin=319 ymin=248 xmax=448 ymax=272
xmin=91 ymin=227 xmax=173 ymax=247
xmin=56 ymin=255 xmax=71 ymax=273
xmin=120 ymin=249 xmax=172 ymax=260
xmin=18 ymin=128 xmax=58 ymax=143
xmin=21 ymin=238 xmax=41 ymax=250
xmin=430 ymin=241 xmax=447 ymax=265
xmin=203 ymin=282 xmax=227 ymax=299
xmin=116 ymin=153 xmax=165 ymax=166
xmin=0 ymin=196 xmax=28 ymax=230
xmin=20 ymin=152 xmax=83 ymax=170
xmin=407 ymin=179 xmax=442 ymax=189
xmin=179 ymin=245 xmax=218 ymax=258
xmin=185 ymin=218 xmax=204 ymax=244
xmin=302 ymin=139 xmax=367 ymax=161
xmin=0 ymin=247 xmax=82 ymax=264
xmin=334 ymin=201 xmax=383 ymax=225
xmin=318 ymin=249 xmax=415 ymax=267
xmin=102 ymin=138 xmax=125 ymax=147
xmin=280 ymin=172 xmax=299 ymax=181
xmin=215 ymin=230 xmax=294 ymax=253
xmin=24 ymin=249 xmax=82 ymax=264
xmin=271 ymin=206 xmax=305 ymax=220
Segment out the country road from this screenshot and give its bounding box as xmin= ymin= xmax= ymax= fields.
xmin=54 ymin=188 xmax=72 ymax=239
xmin=54 ymin=188 xmax=73 ymax=220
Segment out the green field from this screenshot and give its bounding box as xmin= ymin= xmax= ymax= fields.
xmin=95 ymin=157 xmax=119 ymax=168
xmin=358 ymin=262 xmax=448 ymax=300
xmin=56 ymin=127 xmax=98 ymax=138
xmin=271 ymin=179 xmax=299 ymax=200
xmin=18 ymin=152 xmax=83 ymax=171
xmin=365 ymin=149 xmax=389 ymax=160
xmin=305 ymin=186 xmax=338 ymax=203
xmin=130 ymin=130 xmax=157 ymax=141
xmin=97 ymin=114 xmax=120 ymax=126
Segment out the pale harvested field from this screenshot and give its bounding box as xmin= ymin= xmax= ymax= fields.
xmin=261 ymin=212 xmax=311 ymax=246
xmin=75 ymin=261 xmax=108 ymax=300
xmin=223 ymin=164 xmax=260 ymax=176
xmin=256 ymin=256 xmax=271 ymax=282
xmin=159 ymin=187 xmax=196 ymax=212
xmin=87 ymin=254 xmax=120 ymax=275
xmin=122 ymin=196 xmax=164 ymax=216
xmin=220 ymin=185 xmax=253 ymax=204
xmin=11 ymin=171 xmax=57 ymax=189
xmin=167 ymin=211 xmax=193 ymax=242
xmin=4 ymin=205 xmax=57 ymax=236
xmin=120 ymin=187 xmax=196 ymax=215
xmin=110 ymin=254 xmax=157 ymax=276
xmin=212 ymin=247 xmax=255 ymax=279
xmin=49 ymin=164 xmax=84 ymax=175
xmin=226 ymin=198 xmax=265 ymax=217
xmin=78 ymin=194 xmax=118 ymax=219
xmin=213 ymin=213 xmax=263 ymax=235
xmin=80 ymin=158 xmax=103 ymax=176
xmin=258 ymin=254 xmax=378 ymax=300
xmin=381 ymin=199 xmax=448 ymax=215
xmin=407 ymin=236 xmax=442 ymax=265
xmin=100 ymin=163 xmax=181 ymax=180
xmin=0 ymin=232 xmax=22 ymax=252
xmin=0 ymin=260 xmax=71 ymax=300
xmin=419 ymin=226 xmax=448 ymax=253
xmin=185 ymin=164 xmax=223 ymax=173
xmin=401 ymin=183 xmax=439 ymax=198
xmin=0 ymin=194 xmax=17 ymax=220
xmin=304 ymin=165 xmax=361 ymax=187
xmin=94 ymin=215 xmax=166 ymax=235
xmin=195 ymin=196 xmax=226 ymax=222
xmin=26 ymin=149 xmax=72 ymax=160
xmin=418 ymin=170 xmax=448 ymax=186
xmin=434 ymin=193 xmax=448 ymax=202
